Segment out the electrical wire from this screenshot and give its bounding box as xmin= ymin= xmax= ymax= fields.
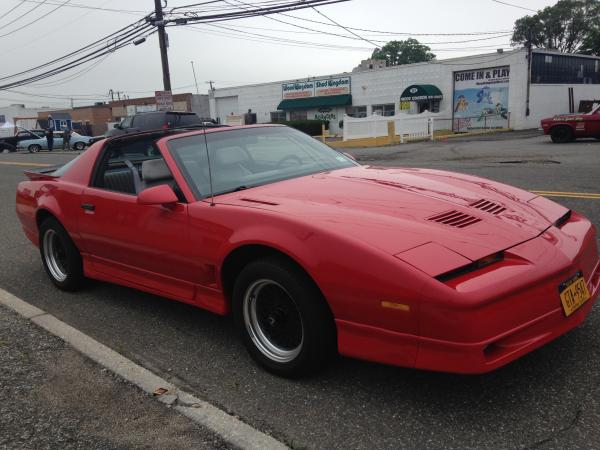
xmin=0 ymin=0 xmax=49 ymax=29
xmin=15 ymin=0 xmax=149 ymax=14
xmin=491 ymin=0 xmax=537 ymax=12
xmin=0 ymin=1 xmax=28 ymax=20
xmin=0 ymin=0 xmax=73 ymax=38
xmin=309 ymin=6 xmax=379 ymax=47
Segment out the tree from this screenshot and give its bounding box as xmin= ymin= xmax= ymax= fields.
xmin=511 ymin=0 xmax=600 ymax=55
xmin=371 ymin=39 xmax=436 ymax=66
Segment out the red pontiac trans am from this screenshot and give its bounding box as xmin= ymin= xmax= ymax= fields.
xmin=16 ymin=125 xmax=600 ymax=377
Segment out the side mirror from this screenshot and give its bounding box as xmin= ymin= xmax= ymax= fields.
xmin=138 ymin=184 xmax=178 ymax=206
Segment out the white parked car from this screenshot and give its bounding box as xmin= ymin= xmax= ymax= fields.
xmin=18 ymin=131 xmax=93 ymax=152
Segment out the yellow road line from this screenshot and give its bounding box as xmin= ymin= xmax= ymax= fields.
xmin=531 ymin=190 xmax=600 ymax=200
xmin=0 ymin=161 xmax=53 ymax=167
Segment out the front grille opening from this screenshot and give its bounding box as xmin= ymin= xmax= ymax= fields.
xmin=427 ymin=210 xmax=482 ymax=228
xmin=470 ymin=199 xmax=507 ymax=215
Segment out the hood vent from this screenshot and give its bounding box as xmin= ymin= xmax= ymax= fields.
xmin=469 ymin=199 xmax=506 ymax=215
xmin=428 ymin=210 xmax=482 ymax=228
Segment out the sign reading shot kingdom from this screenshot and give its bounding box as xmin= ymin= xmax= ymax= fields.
xmin=452 ymin=66 xmax=509 ymax=131
xmin=282 ymin=76 xmax=350 ymax=99
xmin=282 ymin=82 xmax=314 ymax=100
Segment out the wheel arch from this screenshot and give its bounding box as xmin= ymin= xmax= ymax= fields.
xmin=220 ymin=244 xmax=333 ymax=317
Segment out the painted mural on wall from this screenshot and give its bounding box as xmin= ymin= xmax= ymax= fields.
xmin=452 ymin=66 xmax=510 ymax=131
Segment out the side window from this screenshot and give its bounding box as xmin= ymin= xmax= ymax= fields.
xmin=94 ymin=139 xmax=183 ymax=201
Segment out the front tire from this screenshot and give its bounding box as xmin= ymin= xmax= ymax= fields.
xmin=73 ymin=142 xmax=85 ymax=151
xmin=28 ymin=144 xmax=42 ymax=153
xmin=232 ymin=257 xmax=336 ymax=377
xmin=39 ymin=217 xmax=84 ymax=291
xmin=550 ymin=126 xmax=574 ymax=143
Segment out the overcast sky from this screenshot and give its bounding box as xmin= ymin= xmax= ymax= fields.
xmin=0 ymin=0 xmax=557 ymax=108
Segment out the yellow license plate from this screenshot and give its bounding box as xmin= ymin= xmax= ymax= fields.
xmin=559 ymin=271 xmax=591 ymax=317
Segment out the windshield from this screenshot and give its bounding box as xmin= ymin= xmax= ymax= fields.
xmin=168 ymin=126 xmax=357 ymax=199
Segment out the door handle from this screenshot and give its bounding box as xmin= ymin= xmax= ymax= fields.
xmin=81 ymin=203 xmax=95 ymax=211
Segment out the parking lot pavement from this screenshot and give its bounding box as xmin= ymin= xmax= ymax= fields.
xmin=0 ymin=133 xmax=599 ymax=449
xmin=0 ymin=303 xmax=230 ymax=450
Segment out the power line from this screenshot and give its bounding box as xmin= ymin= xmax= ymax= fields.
xmin=277 ymin=11 xmax=512 ymax=36
xmin=0 ymin=0 xmax=115 ymax=57
xmin=310 ymin=6 xmax=379 ymax=47
xmin=0 ymin=1 xmax=27 ymax=20
xmin=491 ymin=0 xmax=537 ymax=12
xmin=15 ymin=0 xmax=149 ymax=14
xmin=0 ymin=0 xmax=73 ymax=38
xmin=0 ymin=0 xmax=49 ymax=29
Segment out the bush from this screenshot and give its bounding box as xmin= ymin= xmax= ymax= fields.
xmin=277 ymin=119 xmax=329 ymax=136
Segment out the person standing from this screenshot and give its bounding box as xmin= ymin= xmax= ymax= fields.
xmin=46 ymin=114 xmax=55 ymax=152
xmin=46 ymin=128 xmax=54 ymax=152
xmin=62 ymin=127 xmax=71 ymax=150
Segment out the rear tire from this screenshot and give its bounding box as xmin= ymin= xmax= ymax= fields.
xmin=28 ymin=144 xmax=42 ymax=153
xmin=550 ymin=126 xmax=574 ymax=143
xmin=232 ymin=257 xmax=336 ymax=377
xmin=39 ymin=217 xmax=84 ymax=291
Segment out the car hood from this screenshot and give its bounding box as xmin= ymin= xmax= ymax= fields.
xmin=216 ymin=166 xmax=567 ymax=262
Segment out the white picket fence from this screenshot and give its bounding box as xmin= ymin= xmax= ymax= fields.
xmin=343 ymin=112 xmax=436 ymax=142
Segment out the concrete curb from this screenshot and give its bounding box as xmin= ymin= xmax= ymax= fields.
xmin=0 ymin=287 xmax=288 ymax=450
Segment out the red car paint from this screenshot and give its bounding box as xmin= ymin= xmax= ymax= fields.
xmin=541 ymin=103 xmax=600 ymax=140
xmin=16 ymin=126 xmax=600 ymax=374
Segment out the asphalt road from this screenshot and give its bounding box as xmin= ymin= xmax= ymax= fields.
xmin=1 ymin=134 xmax=599 ymax=450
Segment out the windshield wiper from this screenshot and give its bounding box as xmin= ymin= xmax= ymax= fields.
xmin=233 ymin=185 xmax=248 ymax=192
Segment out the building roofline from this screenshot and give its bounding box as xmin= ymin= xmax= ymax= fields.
xmin=211 ymin=49 xmax=526 ymax=94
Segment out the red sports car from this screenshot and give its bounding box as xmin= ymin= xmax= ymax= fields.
xmin=16 ymin=125 xmax=600 ymax=377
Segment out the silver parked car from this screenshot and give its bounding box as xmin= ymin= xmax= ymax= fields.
xmin=18 ymin=130 xmax=93 ymax=152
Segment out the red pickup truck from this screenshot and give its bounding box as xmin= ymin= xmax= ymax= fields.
xmin=541 ymin=103 xmax=600 ymax=143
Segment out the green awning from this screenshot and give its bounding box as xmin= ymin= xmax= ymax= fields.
xmin=277 ymin=94 xmax=352 ymax=110
xmin=400 ymin=84 xmax=443 ymax=102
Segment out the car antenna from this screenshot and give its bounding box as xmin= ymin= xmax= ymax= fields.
xmin=201 ymin=121 xmax=215 ymax=206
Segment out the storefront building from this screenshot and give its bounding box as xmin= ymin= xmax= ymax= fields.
xmin=209 ymin=48 xmax=600 ymax=134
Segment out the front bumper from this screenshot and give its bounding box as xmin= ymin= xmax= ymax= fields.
xmin=337 ymin=215 xmax=600 ymax=374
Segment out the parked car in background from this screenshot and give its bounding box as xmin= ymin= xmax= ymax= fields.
xmin=0 ymin=128 xmax=45 ymax=152
xmin=541 ymin=103 xmax=600 ymax=143
xmin=106 ymin=111 xmax=204 ymax=137
xmin=18 ymin=130 xmax=93 ymax=152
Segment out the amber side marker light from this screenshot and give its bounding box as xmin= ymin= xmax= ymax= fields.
xmin=381 ymin=301 xmax=411 ymax=312
xmin=435 ymin=252 xmax=505 ymax=282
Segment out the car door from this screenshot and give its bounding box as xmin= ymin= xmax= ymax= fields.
xmin=588 ymin=108 xmax=600 ymax=136
xmin=77 ymin=140 xmax=198 ymax=301
xmin=53 ymin=132 xmax=64 ymax=148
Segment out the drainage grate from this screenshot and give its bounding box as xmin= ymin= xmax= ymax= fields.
xmin=427 ymin=210 xmax=482 ymax=228
xmin=469 ymin=199 xmax=506 ymax=215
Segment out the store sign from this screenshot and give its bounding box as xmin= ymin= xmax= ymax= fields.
xmin=155 ymin=90 xmax=173 ymax=111
xmin=452 ymin=66 xmax=510 ymax=131
xmin=282 ymin=77 xmax=351 ymax=99
xmin=282 ymin=82 xmax=315 ymax=99
xmin=315 ymin=77 xmax=350 ymax=97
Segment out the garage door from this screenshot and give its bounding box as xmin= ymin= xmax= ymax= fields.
xmin=215 ymin=96 xmax=239 ymax=124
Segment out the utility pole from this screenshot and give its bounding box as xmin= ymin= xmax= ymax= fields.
xmin=154 ymin=0 xmax=172 ymax=92
xmin=191 ymin=61 xmax=200 ymax=95
xmin=207 ymin=80 xmax=215 ymax=91
xmin=109 ymin=89 xmax=114 ymax=102
xmin=525 ymin=28 xmax=532 ymax=117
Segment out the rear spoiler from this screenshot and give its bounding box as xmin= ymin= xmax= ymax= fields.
xmin=24 ymin=166 xmax=60 ymax=181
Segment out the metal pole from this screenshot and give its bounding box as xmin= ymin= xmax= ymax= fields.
xmin=525 ymin=29 xmax=532 ymax=117
xmin=191 ymin=61 xmax=200 ymax=95
xmin=154 ymin=0 xmax=172 ymax=91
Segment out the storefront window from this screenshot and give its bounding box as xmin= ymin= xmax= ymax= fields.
xmin=372 ymin=104 xmax=395 ymax=116
xmin=270 ymin=111 xmax=286 ymax=123
xmin=345 ymin=106 xmax=367 ymax=117
xmin=290 ymin=110 xmax=307 ymax=120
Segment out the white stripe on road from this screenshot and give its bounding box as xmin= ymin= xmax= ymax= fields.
xmin=0 ymin=287 xmax=288 ymax=450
